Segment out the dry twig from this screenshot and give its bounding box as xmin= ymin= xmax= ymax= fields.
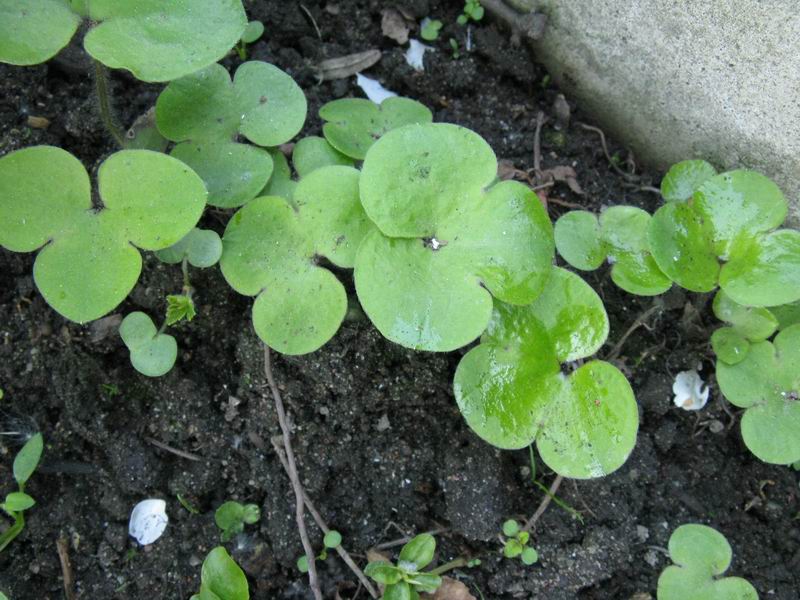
xmin=576 ymin=122 xmax=638 ymax=180
xmin=605 ymin=304 xmax=661 ymax=361
xmin=144 ymin=436 xmax=201 ymax=462
xmin=56 ymin=536 xmax=76 ymax=600
xmin=522 ymin=475 xmax=564 ymax=532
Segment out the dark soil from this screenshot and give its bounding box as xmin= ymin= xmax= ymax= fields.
xmin=1 ymin=1 xmax=798 ymax=599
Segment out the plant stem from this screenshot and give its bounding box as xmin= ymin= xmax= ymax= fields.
xmin=0 ymin=512 xmax=24 ymax=552
xmin=428 ymin=557 xmax=469 ymax=576
xmin=522 ymin=474 xmax=564 ymax=532
xmin=92 ymin=59 xmax=126 ymax=148
xmin=263 ymin=345 xmax=323 ymax=600
xmin=181 ymin=257 xmax=192 ymax=296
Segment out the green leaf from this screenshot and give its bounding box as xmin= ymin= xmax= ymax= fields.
xmin=13 ymin=433 xmax=43 ymax=487
xmin=241 ymin=20 xmax=264 ymax=44
xmin=4 ymin=492 xmax=35 ymax=512
xmin=242 ymin=504 xmax=260 ymax=525
xmin=296 ymin=555 xmax=309 ymax=573
xmin=712 ymin=290 xmax=777 ymax=341
xmin=198 ymin=547 xmax=249 ymax=600
xmin=323 ymin=530 xmax=342 ymax=549
xmin=119 ymin=312 xmax=178 ymax=377
xmin=156 ymin=61 xmax=307 ymax=207
xmin=155 ymin=228 xmax=223 ymax=269
xmin=770 ymin=301 xmax=800 ymax=330
xmin=554 ymin=210 xmax=607 ymax=271
xmin=260 ymin=149 xmax=296 ymax=201
xmin=502 ymin=519 xmax=520 ymax=537
xmin=355 ymin=124 xmax=554 ymax=351
xmin=399 ymin=534 xmax=436 ymax=570
xmin=454 ymin=268 xmax=638 ymax=477
xmin=0 ymin=147 xmax=205 ymax=323
xmin=0 ymin=0 xmax=81 ymax=66
xmin=215 ymin=501 xmax=245 ymax=534
xmin=407 ymin=572 xmax=441 ymax=593
xmin=364 ymin=561 xmax=403 ymax=585
xmin=660 ymin=160 xmax=717 ymax=202
xmin=504 ymin=539 xmax=523 ymax=558
xmin=82 ymin=0 xmax=247 ymax=82
xmin=384 ymin=582 xmax=412 ymax=600
xmin=521 ymin=547 xmax=539 ymax=565
xmin=657 ymin=524 xmax=758 ymax=600
xmin=716 ymin=324 xmax=800 ymax=464
xmin=710 ymin=327 xmax=749 ymax=365
xmin=320 ymin=97 xmax=433 ymax=160
xmin=293 ymin=136 xmax=354 ymax=178
xmin=420 ymin=19 xmax=442 ymax=41
xmin=166 ymin=295 xmax=196 ymax=326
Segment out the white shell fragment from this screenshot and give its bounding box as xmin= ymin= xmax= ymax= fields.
xmin=356 ymin=73 xmax=397 ymax=104
xmin=672 ymin=370 xmax=710 ymax=411
xmin=405 ymin=39 xmax=432 ymax=71
xmin=129 ymin=499 xmax=168 ymax=545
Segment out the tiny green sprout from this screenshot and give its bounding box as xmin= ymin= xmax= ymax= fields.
xmin=155 ymin=228 xmax=223 ymax=269
xmin=323 ymin=530 xmax=342 ymax=549
xmin=319 ymin=97 xmax=433 ymax=160
xmin=555 ymin=206 xmax=672 ymax=296
xmin=119 ymin=312 xmax=178 ymax=378
xmin=166 ymin=295 xmax=196 ymax=326
xmin=355 ymin=123 xmax=554 ymax=351
xmin=215 ymin=500 xmax=261 ymax=542
xmin=454 ymin=267 xmax=638 ymax=478
xmin=501 ymin=519 xmax=538 ymax=566
xmin=420 ymin=18 xmax=443 ymax=41
xmin=0 ymin=0 xmax=248 ymax=82
xmin=0 ymin=147 xmax=206 ymax=323
xmin=502 ymin=519 xmax=519 ymax=537
xmin=156 ymin=61 xmax=307 ymax=208
xmin=458 ymin=0 xmax=484 ymax=25
xmin=297 ymin=529 xmax=343 ymax=568
xmin=191 ymin=546 xmax=250 ymax=600
xmin=657 ymin=524 xmax=757 ymax=600
xmin=449 ymin=38 xmax=461 ymax=59
xmin=176 ymin=493 xmax=200 ymax=515
xmin=237 ymin=20 xmax=265 ymax=60
xmin=365 ymin=533 xmax=442 ymax=598
xmin=0 ymin=433 xmax=43 ymax=552
xmin=297 ymin=554 xmax=309 ymax=573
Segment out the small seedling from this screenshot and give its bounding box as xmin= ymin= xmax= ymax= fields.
xmin=156 ymin=228 xmax=223 ymax=270
xmin=0 ymin=0 xmax=248 ymax=82
xmin=355 ymin=122 xmax=555 ymax=351
xmin=449 ymin=38 xmax=461 ymax=59
xmin=215 ymin=500 xmax=261 ymax=542
xmin=119 ymin=312 xmax=178 ymax=378
xmin=0 ymin=147 xmax=206 ymax=323
xmin=0 ymin=433 xmax=43 ymax=552
xmin=296 ymin=529 xmax=343 ymax=572
xmin=420 ymin=18 xmax=443 ymax=41
xmin=457 ymin=0 xmax=484 ymax=25
xmin=364 ymin=534 xmax=442 ymax=598
xmin=319 ymin=97 xmax=433 ymax=160
xmin=191 ymin=546 xmax=250 ymax=600
xmin=237 ymin=20 xmax=265 ymax=60
xmin=501 ymin=520 xmax=538 ymax=565
xmin=454 ymin=267 xmax=639 ymax=478
xmin=657 ymin=524 xmax=757 ymax=600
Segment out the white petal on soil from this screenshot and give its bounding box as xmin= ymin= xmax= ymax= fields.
xmin=129 ymin=499 xmax=168 ymax=545
xmin=356 ymin=74 xmax=397 ymax=104
xmin=405 ymin=39 xmax=432 ymax=71
xmin=672 ymin=370 xmax=710 ymax=411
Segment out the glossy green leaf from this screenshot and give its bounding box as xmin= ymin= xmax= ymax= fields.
xmin=712 ymin=290 xmax=777 ymax=341
xmin=649 ymin=201 xmax=719 ymax=292
xmin=13 ymin=433 xmax=43 ymax=487
xmin=4 ymin=492 xmax=35 ymax=512
xmin=660 ymin=160 xmax=717 ymax=202
xmin=711 ymin=327 xmax=749 ymax=365
xmin=155 ymin=228 xmax=223 ymax=268
xmin=364 ymin=562 xmax=403 ymax=585
xmin=197 ymin=547 xmax=249 ymax=600
xmin=0 ymin=147 xmax=206 ymax=322
xmin=657 ymin=524 xmax=758 ymax=600
xmin=120 ymin=312 xmax=178 ymax=377
xmin=293 ymin=136 xmax=354 ymax=178
xmin=554 ymin=210 xmax=606 ymax=271
xmin=156 ymin=61 xmax=306 ymax=207
xmin=241 ymin=20 xmax=264 ymax=44
xmin=356 ymin=124 xmax=554 ymax=351
xmin=320 ymin=97 xmax=433 ymax=160
xmin=0 ymin=0 xmax=81 ymax=66
xmin=399 ymin=534 xmax=436 ymax=570
xmin=716 ymin=324 xmax=800 ymax=464
xmin=454 ymin=268 xmax=638 ymax=478
xmin=770 ymin=301 xmax=800 ymax=330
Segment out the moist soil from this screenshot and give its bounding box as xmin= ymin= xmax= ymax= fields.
xmin=1 ymin=1 xmax=798 ymax=599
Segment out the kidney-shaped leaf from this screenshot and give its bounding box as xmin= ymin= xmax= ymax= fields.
xmin=454 ymin=268 xmax=638 ymax=478
xmin=120 ymin=312 xmax=178 ymax=377
xmin=355 ymin=123 xmax=554 ymax=352
xmin=660 ymin=160 xmax=717 ymax=203
xmin=0 ymin=147 xmax=206 ymax=323
xmin=553 ymin=210 xmax=607 ymax=271
xmin=156 ymin=61 xmax=307 ymax=208
xmin=0 ymin=0 xmax=81 ymax=66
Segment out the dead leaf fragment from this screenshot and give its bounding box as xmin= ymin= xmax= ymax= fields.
xmin=539 ymin=165 xmax=584 ymax=195
xmin=317 ymin=50 xmax=381 ymax=81
xmin=382 ymin=8 xmax=410 ymax=44
xmin=421 ymin=577 xmax=477 ymax=600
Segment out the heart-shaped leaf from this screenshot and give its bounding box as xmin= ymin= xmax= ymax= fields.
xmin=221 ymin=166 xmax=372 ymax=354
xmin=156 ymin=61 xmax=307 ymax=207
xmin=553 ymin=210 xmax=606 ymax=271
xmin=453 ymin=267 xmax=638 ymax=478
xmin=120 ymin=312 xmax=178 ymax=377
xmin=320 ymin=97 xmax=433 ymax=159
xmin=355 ymin=123 xmax=554 ymax=351
xmin=716 ymin=324 xmax=800 ymax=464
xmin=155 ymin=228 xmax=223 ymax=268
xmin=657 ymin=524 xmax=758 ymax=600
xmin=0 ymin=146 xmax=206 ymax=322
xmin=660 ymin=160 xmax=717 ymax=203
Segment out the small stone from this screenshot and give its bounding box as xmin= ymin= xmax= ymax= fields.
xmin=27 ymin=115 xmax=50 ymax=129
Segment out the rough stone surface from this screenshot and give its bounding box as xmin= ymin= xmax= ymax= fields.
xmin=517 ymin=0 xmax=800 ymax=224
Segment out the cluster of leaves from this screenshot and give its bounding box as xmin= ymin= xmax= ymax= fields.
xmin=365 ymin=534 xmax=442 ymax=599
xmin=501 ymin=520 xmax=538 ymax=565
xmin=191 ymin=546 xmax=249 ymax=600
xmin=0 ymin=433 xmax=43 ymax=552
xmin=214 ymin=501 xmax=260 ymax=542
xmin=297 ymin=530 xmax=342 ymax=573
xmin=657 ymin=524 xmax=757 ymax=600
xmin=458 ymin=0 xmax=485 ymax=25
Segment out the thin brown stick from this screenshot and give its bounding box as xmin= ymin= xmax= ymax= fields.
xmin=576 ymin=122 xmax=638 ymax=180
xmin=144 ymin=436 xmax=201 ymax=461
xmin=605 ymin=304 xmax=661 ymax=361
xmin=522 ymin=474 xmax=563 ymax=532
xmin=532 ymin=111 xmax=546 ymax=176
xmin=264 ymin=346 xmax=323 ymax=600
xmin=57 ymin=536 xmax=76 ymax=600
xmin=271 ymin=437 xmax=379 ymax=599
xmin=299 ymin=5 xmax=322 ymax=40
